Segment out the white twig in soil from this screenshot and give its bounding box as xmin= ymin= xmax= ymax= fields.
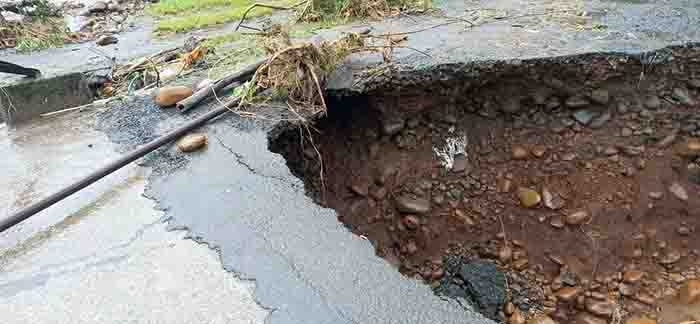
xmin=432 ymin=133 xmax=468 ymax=170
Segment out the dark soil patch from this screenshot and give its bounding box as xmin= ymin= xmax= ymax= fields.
xmin=270 ymin=44 xmax=700 ymax=323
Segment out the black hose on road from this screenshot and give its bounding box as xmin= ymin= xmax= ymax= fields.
xmin=0 ymin=99 xmax=239 ymax=233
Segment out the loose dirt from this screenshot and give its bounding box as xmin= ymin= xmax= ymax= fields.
xmin=270 ymin=45 xmax=700 ymax=324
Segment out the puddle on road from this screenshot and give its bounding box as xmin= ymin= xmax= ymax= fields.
xmin=270 ymin=44 xmax=700 ymax=323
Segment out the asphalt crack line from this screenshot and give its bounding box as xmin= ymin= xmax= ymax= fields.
xmin=255 ymin=231 xmax=359 ymax=324
xmin=213 ymin=135 xmax=296 ymax=186
xmin=4 ymin=219 xmax=167 ymax=280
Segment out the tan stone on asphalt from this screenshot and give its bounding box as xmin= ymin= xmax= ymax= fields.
xmin=176 ymin=133 xmax=207 ymax=152
xmin=623 ymin=270 xmax=644 ymax=283
xmin=155 ymin=86 xmax=194 ymax=107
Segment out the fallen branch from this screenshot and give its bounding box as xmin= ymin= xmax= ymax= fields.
xmin=234 ymin=1 xmax=308 ymax=31
xmin=176 ymin=58 xmax=267 ymax=112
xmin=40 ymin=98 xmax=109 ymax=117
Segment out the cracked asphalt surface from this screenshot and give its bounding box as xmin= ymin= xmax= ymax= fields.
xmin=2 ymin=0 xmax=700 ymax=323
xmin=0 ymin=176 xmax=267 ymax=324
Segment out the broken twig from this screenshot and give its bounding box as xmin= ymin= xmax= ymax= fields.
xmin=234 ymin=1 xmax=308 ymax=31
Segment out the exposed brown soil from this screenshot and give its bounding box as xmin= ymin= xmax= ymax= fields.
xmin=270 ymin=45 xmax=700 ymax=323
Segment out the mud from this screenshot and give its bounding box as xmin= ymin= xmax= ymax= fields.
xmin=270 ymin=43 xmax=700 ymax=323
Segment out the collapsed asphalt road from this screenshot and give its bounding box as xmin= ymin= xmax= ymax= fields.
xmin=96 ymin=99 xmax=485 ymax=324
xmin=94 ymin=1 xmax=700 ymax=323
xmin=3 ymin=0 xmax=700 ymax=323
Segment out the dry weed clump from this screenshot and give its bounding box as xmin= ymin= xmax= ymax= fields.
xmin=0 ymin=18 xmax=80 ymax=51
xmin=338 ymin=0 xmax=389 ymax=20
xmin=247 ymin=31 xmax=364 ymax=115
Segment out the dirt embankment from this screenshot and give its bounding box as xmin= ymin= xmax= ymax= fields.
xmin=271 ymin=44 xmax=700 ymax=324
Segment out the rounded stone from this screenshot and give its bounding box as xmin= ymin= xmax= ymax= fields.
xmin=402 ymin=215 xmax=420 ymax=230
xmin=176 ymin=133 xmax=207 ymax=152
xmin=499 ymin=246 xmax=513 ymax=263
xmin=565 ymin=210 xmax=589 ymax=225
xmin=584 ymin=299 xmax=615 ymax=317
xmin=555 ymin=287 xmax=581 ymax=302
xmin=622 ymin=270 xmax=644 ymax=283
xmin=517 ymin=188 xmax=541 ymax=208
xmin=512 ymin=146 xmax=529 ymax=160
xmin=155 ymin=86 xmax=194 ymax=107
xmin=509 ymin=309 xmax=526 ymax=324
xmin=590 ymin=88 xmax=610 ymax=105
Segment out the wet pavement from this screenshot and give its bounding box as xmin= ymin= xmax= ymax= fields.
xmin=2 ymin=0 xmax=700 ymax=323
xmin=0 ymin=111 xmax=138 ymax=251
xmin=0 ymin=176 xmax=267 ymax=324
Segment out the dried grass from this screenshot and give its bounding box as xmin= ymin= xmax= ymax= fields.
xmin=338 ymin=0 xmax=389 ymax=20
xmin=108 ymin=46 xmax=208 ymax=97
xmin=0 ymin=18 xmax=80 ymax=51
xmin=245 ymin=31 xmax=364 ymax=114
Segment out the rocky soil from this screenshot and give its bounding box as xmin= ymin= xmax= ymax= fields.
xmin=270 ymin=44 xmax=700 ymax=324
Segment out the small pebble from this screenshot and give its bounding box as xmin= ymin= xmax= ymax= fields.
xmin=644 ymin=95 xmax=661 ymax=109
xmin=550 ymin=217 xmax=564 ymax=229
xmin=512 ymin=146 xmax=529 ymax=160
xmin=532 ymin=146 xmax=546 ymax=158
xmin=566 ymin=210 xmax=590 ymax=225
xmin=669 ymin=182 xmax=688 ymax=201
xmin=590 ymin=88 xmax=610 ymax=105
xmin=499 ymin=246 xmax=513 ymax=263
xmin=648 ymin=192 xmax=663 ymax=200
xmin=517 ymin=188 xmax=541 ymax=208
xmin=566 ymin=95 xmax=590 ymax=108
xmin=509 ymin=309 xmax=526 ymax=324
xmin=176 ymin=133 xmax=207 ymax=152
xmin=96 ymin=34 xmax=118 ymax=46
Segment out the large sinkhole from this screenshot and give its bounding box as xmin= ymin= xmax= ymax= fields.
xmin=269 ymin=44 xmax=700 ymax=323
